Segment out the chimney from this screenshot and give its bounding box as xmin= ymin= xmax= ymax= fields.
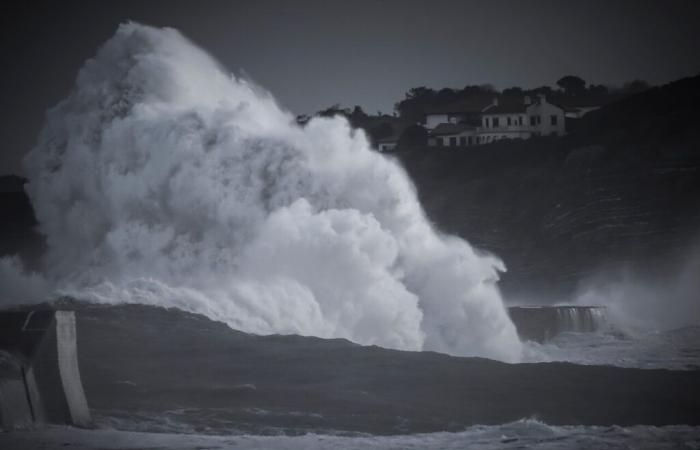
xmin=523 ymin=96 xmax=531 ymax=105
xmin=492 ymin=97 xmax=499 ymax=106
xmin=537 ymin=93 xmax=546 ymax=103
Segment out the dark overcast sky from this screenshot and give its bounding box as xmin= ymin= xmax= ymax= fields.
xmin=2 ymin=0 xmax=700 ymax=175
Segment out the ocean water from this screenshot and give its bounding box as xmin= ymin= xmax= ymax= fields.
xmin=523 ymin=326 xmax=700 ymax=370
xmin=47 ymin=302 xmax=696 ymax=440
xmin=4 ymin=301 xmax=699 ymax=447
xmin=3 ymin=420 xmax=700 ymax=450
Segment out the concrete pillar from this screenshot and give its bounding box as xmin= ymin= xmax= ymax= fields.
xmin=0 ymin=309 xmax=91 ymax=429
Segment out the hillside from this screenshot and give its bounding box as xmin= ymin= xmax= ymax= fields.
xmin=396 ymin=75 xmax=700 ymax=301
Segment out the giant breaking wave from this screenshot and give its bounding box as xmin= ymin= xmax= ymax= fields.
xmin=16 ymin=23 xmax=521 ymax=361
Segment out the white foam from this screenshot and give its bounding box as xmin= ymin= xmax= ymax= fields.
xmin=18 ymin=23 xmax=521 ymax=361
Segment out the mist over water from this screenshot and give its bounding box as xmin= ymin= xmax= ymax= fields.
xmin=518 ymin=244 xmax=700 ymax=368
xmin=573 ymin=245 xmax=700 ymax=334
xmin=10 ymin=23 xmax=521 ymax=361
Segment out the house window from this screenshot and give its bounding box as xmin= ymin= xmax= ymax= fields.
xmin=492 ymin=117 xmax=499 ymax=127
xmin=519 ymin=116 xmax=523 ymax=125
xmin=550 ymin=115 xmax=558 ymax=125
xmin=449 ymin=137 xmax=457 ymax=146
xmin=436 ymin=137 xmax=443 ymax=146
xmin=459 ymin=136 xmax=467 ymax=146
xmin=507 ymin=117 xmax=512 ymax=126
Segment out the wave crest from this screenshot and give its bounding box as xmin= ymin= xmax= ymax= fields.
xmin=21 ymin=23 xmax=521 ymax=361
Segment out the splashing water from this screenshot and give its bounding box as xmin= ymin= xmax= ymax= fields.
xmin=15 ymin=23 xmax=521 ymax=361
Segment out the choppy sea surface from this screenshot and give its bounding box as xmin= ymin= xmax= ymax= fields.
xmin=524 ymin=326 xmax=700 ymax=370
xmin=4 ymin=302 xmax=700 ymax=448
xmin=3 ymin=420 xmax=700 ymax=450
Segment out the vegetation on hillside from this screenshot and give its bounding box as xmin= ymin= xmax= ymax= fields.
xmin=299 ymin=75 xmax=653 ymax=148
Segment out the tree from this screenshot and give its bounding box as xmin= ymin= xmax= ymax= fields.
xmin=395 ymin=86 xmax=437 ymax=123
xmin=461 ymin=84 xmax=496 ymax=96
xmin=435 ymin=88 xmax=458 ymax=104
xmin=405 ymin=86 xmax=435 ymax=100
xmin=502 ymin=86 xmax=524 ymax=96
xmin=556 ymin=75 xmax=586 ymax=96
xmin=347 ymin=105 xmax=369 ymax=128
xmin=397 ymin=124 xmax=427 ymax=148
xmin=530 ymin=85 xmax=556 ymax=97
xmin=368 ymin=122 xmax=394 ymax=142
xmin=316 ymin=104 xmax=348 ymax=118
xmin=588 ymin=84 xmax=609 ymax=96
xmin=622 ymin=79 xmax=650 ymax=94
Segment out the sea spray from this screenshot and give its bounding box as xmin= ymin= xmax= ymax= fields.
xmin=16 ymin=23 xmax=521 ymax=361
xmin=573 ymin=244 xmax=700 ymax=334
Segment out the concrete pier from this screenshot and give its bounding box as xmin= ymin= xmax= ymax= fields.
xmin=507 ymin=306 xmax=606 ymax=342
xmin=0 ymin=310 xmax=90 ymax=429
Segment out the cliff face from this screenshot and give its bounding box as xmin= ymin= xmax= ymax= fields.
xmin=397 ymin=75 xmax=700 ymax=301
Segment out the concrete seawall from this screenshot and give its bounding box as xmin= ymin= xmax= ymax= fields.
xmin=508 ymin=306 xmax=606 ymax=342
xmin=0 ymin=310 xmax=90 ymax=429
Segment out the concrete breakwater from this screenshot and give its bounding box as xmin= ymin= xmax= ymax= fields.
xmin=507 ymin=306 xmax=606 ymax=342
xmin=0 ymin=310 xmax=90 ymax=429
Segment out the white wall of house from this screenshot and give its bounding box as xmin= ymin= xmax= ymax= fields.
xmin=479 ymin=112 xmax=532 ymax=143
xmin=378 ymin=142 xmax=396 ymax=152
xmin=426 ymin=113 xmax=469 ymax=129
xmin=481 ymin=114 xmax=528 ymax=131
xmin=526 ymin=98 xmax=566 ymax=136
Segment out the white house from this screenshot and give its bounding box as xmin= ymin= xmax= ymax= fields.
xmin=376 ymin=135 xmax=398 ymax=152
xmin=427 ymin=94 xmax=566 ymax=147
xmin=424 ymin=96 xmax=495 ymax=131
xmin=479 ymin=99 xmax=531 ymax=143
xmin=427 ymin=123 xmax=478 ymax=147
xmin=481 ymin=94 xmax=566 ymax=139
